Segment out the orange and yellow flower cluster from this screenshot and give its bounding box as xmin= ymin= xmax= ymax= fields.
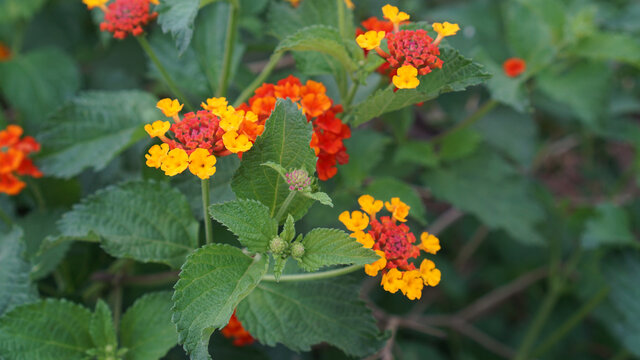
xmin=144 ymin=97 xmax=263 ymax=179
xmin=238 ymin=75 xmax=350 ymax=180
xmin=0 ymin=125 xmax=43 ymax=195
xmin=355 ymin=4 xmax=460 ymax=89
xmin=340 ymin=195 xmax=441 ymax=300
xmin=221 ymin=311 xmax=254 ymax=346
xmin=83 ymin=0 xmax=158 ymax=39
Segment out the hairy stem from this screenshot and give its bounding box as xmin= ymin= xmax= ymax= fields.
xmin=233 ymin=51 xmax=283 ymax=107
xmin=216 ymin=0 xmax=239 ymax=97
xmin=201 ymin=178 xmax=213 ymax=244
xmin=275 ymin=191 xmax=296 ymax=223
xmin=262 ymin=264 xmax=362 ymax=282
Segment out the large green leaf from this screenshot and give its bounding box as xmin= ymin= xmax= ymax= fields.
xmin=350 ymin=49 xmax=490 ymax=126
xmin=569 ymin=32 xmax=640 ymax=68
xmin=209 ymin=199 xmax=278 ymax=253
xmin=0 ymin=48 xmax=79 ymax=132
xmin=56 ymin=181 xmax=199 ymax=268
xmin=231 ymin=99 xmax=316 ymax=223
xmin=0 ymin=227 xmax=38 ymax=316
xmin=121 ymin=292 xmax=178 ymax=360
xmin=156 ymin=0 xmax=202 ymax=53
xmin=297 ymin=228 xmax=377 ymax=271
xmin=581 ymin=204 xmax=636 ymax=249
xmin=237 ymin=279 xmax=385 ymax=356
xmin=0 ymin=299 xmax=93 ymax=360
xmin=172 ymin=244 xmax=268 ymax=359
xmin=37 ymin=90 xmax=158 ymax=178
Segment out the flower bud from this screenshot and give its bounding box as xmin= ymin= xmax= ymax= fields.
xmin=290 ymin=242 xmax=305 ymax=260
xmin=285 ymin=169 xmax=312 ymax=192
xmin=269 ymin=236 xmax=287 ymax=255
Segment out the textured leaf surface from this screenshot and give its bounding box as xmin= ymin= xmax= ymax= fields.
xmin=17 ymin=209 xmax=70 ymax=280
xmin=581 ymin=204 xmax=635 ymax=249
xmin=0 ymin=227 xmax=38 ymax=316
xmin=121 ymin=292 xmax=178 ymax=360
xmin=37 ymin=90 xmax=158 ymax=178
xmin=0 ymin=299 xmax=93 ymax=360
xmin=89 ymin=300 xmax=117 ymax=351
xmin=298 ymin=228 xmax=377 ymax=271
xmin=237 ymin=279 xmax=385 ymax=356
xmin=350 ymin=49 xmax=490 ymax=126
xmin=57 ymin=181 xmax=199 ymax=268
xmin=209 ymin=199 xmax=278 ymax=253
xmin=156 ymin=0 xmax=201 ymax=53
xmin=232 ymin=99 xmax=316 ymax=222
xmin=172 ymin=244 xmax=268 ymax=359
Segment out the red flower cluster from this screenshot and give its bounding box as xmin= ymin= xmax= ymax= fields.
xmin=0 ymin=125 xmax=43 ymax=195
xmin=239 ymin=75 xmax=350 ymax=180
xmin=221 ymin=311 xmax=254 ymax=346
xmin=99 ymin=0 xmax=158 ymax=39
xmin=386 ymin=30 xmax=443 ymax=76
xmin=167 ymin=110 xmax=232 ymax=157
xmin=370 ymin=215 xmax=420 ymax=271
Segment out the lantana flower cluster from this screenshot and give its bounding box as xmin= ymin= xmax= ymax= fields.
xmin=340 ymin=195 xmax=441 ymax=300
xmin=355 ymin=4 xmax=460 ymax=89
xmin=0 ymin=125 xmax=43 ymax=195
xmin=238 ymin=75 xmax=350 ymax=180
xmin=221 ymin=311 xmax=254 ymax=346
xmin=144 ymin=97 xmax=263 ymax=179
xmin=83 ymin=0 xmax=158 ymax=39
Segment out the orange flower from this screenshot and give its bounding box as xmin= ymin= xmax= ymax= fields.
xmin=221 ymin=311 xmax=254 ymax=346
xmin=0 ymin=42 xmax=11 ymax=62
xmin=0 ymin=124 xmax=42 ymax=195
xmin=0 ymin=174 xmax=26 ymax=195
xmin=503 ymin=57 xmax=526 ymax=77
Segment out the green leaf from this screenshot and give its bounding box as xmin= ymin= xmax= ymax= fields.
xmin=0 ymin=0 xmax=46 ymax=24
xmin=172 ymin=244 xmax=268 ymax=359
xmin=156 ymin=0 xmax=201 ymax=53
xmin=89 ymin=300 xmax=117 ymax=352
xmin=569 ymin=32 xmax=640 ymax=68
xmin=237 ymin=279 xmax=385 ymax=356
xmin=505 ymin=0 xmax=557 ymax=70
xmin=37 ymin=90 xmax=158 ymax=178
xmin=121 ymin=292 xmax=178 ymax=360
xmin=350 ymin=49 xmax=490 ymax=126
xmin=423 ymin=148 xmax=545 ymax=245
xmin=280 ymin=214 xmax=296 ymax=243
xmin=275 ymin=25 xmax=356 ymax=73
xmin=474 ymin=50 xmax=530 ymax=112
xmin=57 ymin=180 xmax=199 ymax=268
xmin=0 ymin=48 xmax=79 ymax=132
xmin=232 ymin=99 xmax=316 ymax=222
xmin=298 ymin=228 xmax=378 ymax=271
xmin=581 ymin=204 xmax=635 ymax=249
xmin=438 ymin=129 xmax=483 ymax=161
xmin=394 ymin=141 xmax=439 ymax=168
xmin=364 ymin=177 xmax=427 ymax=225
xmin=261 ymin=161 xmax=287 ymax=179
xmin=0 ymin=299 xmax=93 ymax=360
xmin=0 ymin=227 xmax=38 ymax=316
xmin=300 ymin=191 xmax=333 ymax=207
xmin=209 ymin=199 xmax=278 ymax=253
xmin=339 ymin=129 xmax=390 ymax=187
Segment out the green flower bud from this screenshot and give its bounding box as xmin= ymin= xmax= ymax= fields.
xmin=269 ymin=236 xmax=287 ymax=255
xmin=290 ymin=242 xmax=305 ymax=260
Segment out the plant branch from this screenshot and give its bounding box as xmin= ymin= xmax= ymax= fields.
xmin=261 ymin=264 xmax=362 ymax=282
xmin=427 ymin=207 xmax=464 ymax=235
xmin=201 ymin=178 xmax=213 ymax=244
xmin=233 ymin=51 xmax=284 ymax=107
xmin=275 ymin=191 xmax=296 ymax=223
xmin=216 ymin=0 xmax=239 ymax=97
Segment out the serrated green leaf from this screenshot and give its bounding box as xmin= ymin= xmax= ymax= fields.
xmin=0 ymin=48 xmax=79 ymax=132
xmin=569 ymin=32 xmax=640 ymax=68
xmin=300 ymin=191 xmax=333 ymax=207
xmin=56 ymin=180 xmax=199 ymax=268
xmin=0 ymin=299 xmax=93 ymax=360
xmin=172 ymin=244 xmax=268 ymax=359
xmin=280 ymin=215 xmax=295 ymax=243
xmin=275 ymin=25 xmax=356 ymax=72
xmin=209 ymin=199 xmax=278 ymax=253
xmin=261 ymin=161 xmax=287 ymax=179
xmin=232 ymin=99 xmax=316 ymax=222
xmin=37 ymin=90 xmax=158 ymax=178
xmin=272 ymin=256 xmax=287 ymax=283
xmin=121 ymin=292 xmax=178 ymax=360
xmin=582 ymin=204 xmax=635 ymax=249
xmin=0 ymin=227 xmax=38 ymax=316
xmin=364 ymin=177 xmax=427 ymax=225
xmin=89 ymin=300 xmax=117 ymax=352
xmin=237 ymin=279 xmax=385 ymax=356
xmin=156 ymin=0 xmax=201 ymax=53
xmin=297 ymin=228 xmax=377 ymax=271
xmin=350 ymin=49 xmax=490 ymax=126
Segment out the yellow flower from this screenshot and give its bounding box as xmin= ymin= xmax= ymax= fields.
xmin=392 ymin=65 xmax=420 ymax=89
xmin=145 ymin=143 xmax=169 ymax=168
xmin=161 ymin=148 xmax=189 ymax=176
xmin=356 ymin=30 xmax=385 ymax=51
xmin=364 ymin=250 xmax=387 ymax=277
xmin=358 ymin=194 xmax=383 ymax=216
xmin=344 ymin=0 xmax=354 ymax=9
xmin=420 ymin=232 xmax=440 ymax=254
xmin=219 ymin=106 xmax=244 ymax=132
xmin=222 ymin=130 xmax=253 ymax=153
xmin=338 ymin=210 xmax=369 ymax=232
xmin=83 ymin=0 xmax=108 ymax=9
xmin=381 ymin=268 xmax=403 ymax=293
xmin=144 ymin=120 xmax=170 ymax=138
xmin=382 ymin=4 xmax=410 ymax=25
xmin=350 ymin=231 xmax=374 ymax=248
xmin=201 ymin=97 xmax=228 ymax=116
xmin=419 ymin=259 xmax=441 ymax=287
xmin=385 ymin=197 xmax=410 ymax=222
xmin=188 ymin=148 xmax=217 ymax=180
xmin=401 ymin=270 xmax=424 ymax=300
xmin=243 ymin=110 xmax=258 ymax=123
xmin=156 ymin=98 xmax=183 ymax=117
xmin=149 ymin=0 xmax=159 ymax=4
xmin=432 ymin=22 xmax=460 ymax=37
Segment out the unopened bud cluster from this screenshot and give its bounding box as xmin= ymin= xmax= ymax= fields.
xmin=269 ymin=236 xmax=305 ymax=260
xmin=285 ymin=169 xmax=312 ymax=191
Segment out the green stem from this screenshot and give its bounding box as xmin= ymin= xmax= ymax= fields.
xmin=111 ymin=281 xmax=123 ymax=331
xmin=262 ymin=264 xmax=362 ymax=282
xmin=136 ymin=35 xmax=194 ymax=111
xmin=201 ymin=178 xmax=213 ymax=244
xmin=432 ymin=99 xmax=498 ymax=142
xmin=216 ymin=0 xmax=239 ymax=97
xmin=275 ymin=191 xmax=296 ymax=223
xmin=337 ymin=0 xmax=347 ymax=39
xmin=26 ymin=178 xmax=45 ymax=211
xmin=532 ymin=286 xmax=609 ymax=358
xmin=233 ymin=51 xmax=283 ymax=107
xmin=343 ymin=81 xmax=360 ymax=110
xmin=0 ymin=207 xmax=12 ymax=226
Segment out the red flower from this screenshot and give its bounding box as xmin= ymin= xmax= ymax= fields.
xmin=503 ymin=57 xmax=526 ymax=77
xmin=0 ymin=125 xmax=42 ymax=195
xmin=221 ymin=311 xmax=254 ymax=346
xmin=386 ymin=30 xmax=443 ymax=76
xmin=100 ymin=0 xmax=157 ymax=39
xmin=167 ymin=110 xmax=232 ymax=157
